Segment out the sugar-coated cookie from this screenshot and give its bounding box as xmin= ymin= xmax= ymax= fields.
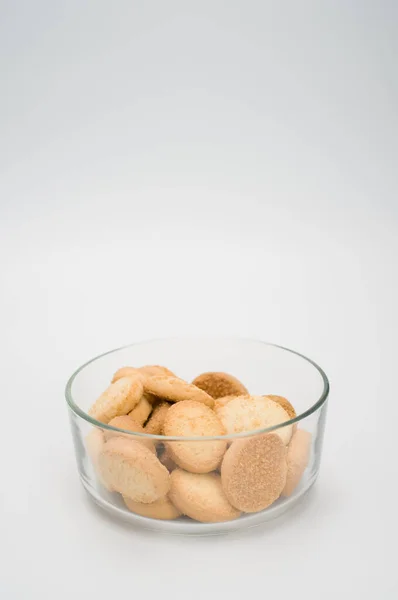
xmin=215 ymin=395 xmax=293 ymax=444
xmin=266 ymin=395 xmax=297 ymax=420
xmin=169 ymin=469 xmax=241 ymax=523
xmin=99 ymin=437 xmax=170 ymax=503
xmin=111 ymin=367 xmax=145 ymax=384
xmin=128 ymin=395 xmax=153 ymax=425
xmin=144 ymin=401 xmax=170 ymax=435
xmin=89 ymin=376 xmax=144 ymax=424
xmin=123 ymin=495 xmax=181 ymax=520
xmin=104 ymin=415 xmax=155 ymax=452
xmin=85 ymin=428 xmax=113 ymax=490
xmin=282 ymin=429 xmax=311 ymax=497
xmin=221 ymin=433 xmax=287 ymax=512
xmin=144 ymin=376 xmax=214 ymax=408
xmin=192 ymin=371 xmax=248 ymax=399
xmin=163 ymin=401 xmax=227 ymax=473
xmin=139 ymin=365 xmax=176 ymax=378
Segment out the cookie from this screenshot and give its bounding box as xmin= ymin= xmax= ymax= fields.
xmin=214 ymin=394 xmax=242 ymax=411
xmin=128 ymin=394 xmax=153 ymax=425
xmin=163 ymin=401 xmax=227 ymax=473
xmin=123 ymin=495 xmax=181 ymax=520
xmin=169 ymin=469 xmax=241 ymax=523
xmin=192 ymin=371 xmax=248 ymax=399
xmin=144 ymin=401 xmax=171 ymax=435
xmin=104 ymin=415 xmax=155 ymax=452
xmin=111 ymin=367 xmax=145 ymax=384
xmin=215 ymin=395 xmax=293 ymax=444
xmin=85 ymin=428 xmax=112 ymax=491
xmin=139 ymin=365 xmax=176 ymax=378
xmin=221 ymin=433 xmax=287 ymax=512
xmin=266 ymin=395 xmax=297 ymax=420
xmin=144 ymin=376 xmax=214 ymax=408
xmin=98 ymin=437 xmax=170 ymax=503
xmin=88 ymin=376 xmax=144 ymax=424
xmin=282 ymin=429 xmax=312 ymax=497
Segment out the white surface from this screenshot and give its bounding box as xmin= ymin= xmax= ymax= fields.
xmin=0 ymin=1 xmax=397 ymax=598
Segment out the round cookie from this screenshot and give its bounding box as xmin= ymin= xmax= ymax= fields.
xmin=144 ymin=376 xmax=214 ymax=408
xmin=192 ymin=371 xmax=248 ymax=399
xmin=104 ymin=415 xmax=155 ymax=452
xmin=214 ymin=394 xmax=242 ymax=411
xmin=266 ymin=395 xmax=297 ymax=420
xmin=112 ymin=367 xmax=145 ymax=384
xmin=123 ymin=495 xmax=181 ymax=520
xmin=98 ymin=437 xmax=170 ymax=503
xmin=85 ymin=428 xmax=113 ymax=490
xmin=144 ymin=401 xmax=171 ymax=435
xmin=139 ymin=365 xmax=176 ymax=378
xmin=282 ymin=429 xmax=312 ymax=497
xmin=215 ymin=395 xmax=293 ymax=445
xmin=221 ymin=433 xmax=287 ymax=512
xmin=163 ymin=401 xmax=227 ymax=473
xmin=128 ymin=394 xmax=153 ymax=425
xmin=89 ymin=376 xmax=144 ymax=424
xmin=169 ymin=469 xmax=241 ymax=523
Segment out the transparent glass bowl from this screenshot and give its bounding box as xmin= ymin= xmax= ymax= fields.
xmin=65 ymin=337 xmax=329 ymax=534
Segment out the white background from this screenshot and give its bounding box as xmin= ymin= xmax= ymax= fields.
xmin=1 ymin=1 xmax=397 ymax=598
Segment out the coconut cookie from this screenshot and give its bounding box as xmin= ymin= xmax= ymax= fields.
xmin=163 ymin=401 xmax=227 ymax=473
xmin=104 ymin=415 xmax=155 ymax=452
xmin=98 ymin=437 xmax=170 ymax=503
xmin=215 ymin=395 xmax=293 ymax=445
xmin=144 ymin=376 xmax=214 ymax=408
xmin=128 ymin=394 xmax=153 ymax=425
xmin=88 ymin=376 xmax=144 ymax=424
xmin=169 ymin=470 xmax=241 ymax=523
xmin=192 ymin=371 xmax=248 ymax=399
xmin=282 ymin=429 xmax=312 ymax=497
xmin=144 ymin=401 xmax=171 ymax=435
xmin=221 ymin=433 xmax=287 ymax=512
xmin=123 ymin=495 xmax=181 ymax=520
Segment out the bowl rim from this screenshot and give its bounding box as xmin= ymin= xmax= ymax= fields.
xmin=65 ymin=337 xmax=330 ymax=441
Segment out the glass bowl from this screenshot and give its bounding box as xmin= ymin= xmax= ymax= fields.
xmin=65 ymin=337 xmax=329 ymax=534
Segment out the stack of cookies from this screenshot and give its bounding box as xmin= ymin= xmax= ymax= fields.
xmin=85 ymin=366 xmax=311 ymax=523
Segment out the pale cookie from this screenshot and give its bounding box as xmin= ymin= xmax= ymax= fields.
xmin=266 ymin=395 xmax=297 ymax=420
xmin=139 ymin=365 xmax=175 ymax=378
xmin=163 ymin=401 xmax=227 ymax=473
xmin=221 ymin=433 xmax=287 ymax=512
xmin=192 ymin=371 xmax=248 ymax=399
xmin=214 ymin=394 xmax=242 ymax=411
xmin=98 ymin=437 xmax=170 ymax=503
xmin=89 ymin=376 xmax=143 ymax=424
xmin=112 ymin=367 xmax=145 ymax=384
xmin=215 ymin=395 xmax=293 ymax=444
xmin=85 ymin=428 xmax=112 ymax=491
xmin=123 ymin=495 xmax=181 ymax=520
xmin=144 ymin=376 xmax=214 ymax=408
xmin=144 ymin=401 xmax=171 ymax=435
xmin=169 ymin=469 xmax=241 ymax=523
xmin=128 ymin=394 xmax=153 ymax=425
xmin=282 ymin=429 xmax=312 ymax=497
xmin=104 ymin=415 xmax=155 ymax=452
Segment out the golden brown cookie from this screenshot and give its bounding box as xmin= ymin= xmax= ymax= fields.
xmin=85 ymin=428 xmax=113 ymax=490
xmin=169 ymin=469 xmax=241 ymax=523
xmin=88 ymin=376 xmax=144 ymax=424
xmin=111 ymin=366 xmax=145 ymax=384
xmin=163 ymin=401 xmax=227 ymax=473
xmin=104 ymin=415 xmax=155 ymax=452
xmin=282 ymin=429 xmax=312 ymax=497
xmin=215 ymin=395 xmax=293 ymax=444
xmin=221 ymin=433 xmax=287 ymax=512
xmin=144 ymin=401 xmax=171 ymax=435
xmin=123 ymin=495 xmax=181 ymax=520
xmin=266 ymin=395 xmax=297 ymax=420
xmin=139 ymin=365 xmax=176 ymax=378
xmin=144 ymin=376 xmax=214 ymax=408
xmin=98 ymin=437 xmax=170 ymax=503
xmin=192 ymin=371 xmax=248 ymax=399
xmin=128 ymin=395 xmax=153 ymax=425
